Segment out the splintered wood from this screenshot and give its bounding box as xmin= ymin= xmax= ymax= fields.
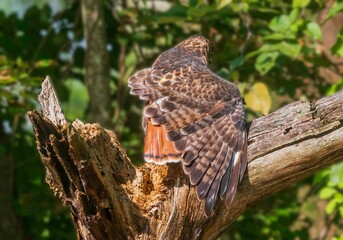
xmin=28 ymin=77 xmax=343 ymax=240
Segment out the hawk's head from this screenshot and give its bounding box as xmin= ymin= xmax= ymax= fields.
xmin=178 ymin=35 xmax=213 ymax=65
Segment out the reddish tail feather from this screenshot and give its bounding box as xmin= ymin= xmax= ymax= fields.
xmin=144 ymin=119 xmax=182 ymax=164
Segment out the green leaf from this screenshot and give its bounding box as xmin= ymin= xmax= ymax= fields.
xmin=262 ymin=33 xmax=294 ymax=40
xmin=217 ymin=0 xmax=232 ymax=9
xmin=332 ymin=236 xmax=343 ymax=240
xmin=331 ymin=39 xmax=343 ymax=56
xmin=16 ymin=57 xmax=25 ymax=68
xmin=252 ymin=7 xmax=280 ymax=14
xmin=319 ymin=187 xmax=336 ymax=199
xmin=34 ymin=59 xmax=54 ymax=68
xmin=229 ymin=56 xmax=244 ymax=70
xmin=305 ymin=22 xmax=322 ymax=40
xmin=246 ymin=43 xmax=278 ymax=59
xmin=289 ymin=8 xmax=300 ymax=23
xmin=41 ymin=228 xmax=50 ymax=238
xmin=292 ymin=0 xmax=310 ymax=8
xmin=339 ymin=206 xmax=343 ymax=217
xmin=255 ymin=51 xmax=279 ymax=75
xmin=125 ymin=50 xmax=137 ymax=67
xmin=327 ymin=1 xmax=343 ymax=20
xmin=277 ymin=41 xmax=302 ymax=58
xmin=249 ymin=39 xmax=301 ymax=59
xmin=0 ymin=76 xmax=16 ymax=84
xmin=244 ymin=82 xmax=272 ymax=115
xmin=313 ymin=169 xmax=330 ymax=184
xmin=326 ymin=199 xmax=338 ymax=214
xmin=335 ymin=192 xmax=343 ymax=202
xmin=188 ymin=5 xmax=216 ymax=18
xmin=290 ymin=18 xmax=304 ymax=33
xmin=331 ymin=28 xmax=343 ymax=57
xmin=269 ymin=15 xmax=291 ymax=32
xmin=326 ymin=78 xmax=343 ymax=95
xmin=19 ymin=73 xmax=28 ymax=79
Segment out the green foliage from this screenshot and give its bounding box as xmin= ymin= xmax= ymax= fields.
xmin=327 ymin=78 xmax=343 ymax=95
xmin=318 ymin=163 xmax=343 ymax=216
xmin=326 ymin=0 xmax=343 ymax=21
xmin=292 ymin=0 xmax=310 ymax=8
xmin=1 ymin=0 xmax=343 ymax=239
xmin=332 ymin=28 xmax=343 ymax=57
xmin=248 ymin=6 xmax=322 ymax=76
xmin=0 ymin=55 xmax=75 ymax=239
xmin=61 ymin=78 xmax=89 ymax=120
xmin=222 ymin=185 xmax=310 ymax=240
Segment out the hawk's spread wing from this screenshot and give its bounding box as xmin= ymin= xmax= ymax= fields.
xmin=128 ymin=65 xmax=247 ymax=214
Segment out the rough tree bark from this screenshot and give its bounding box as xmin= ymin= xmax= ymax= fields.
xmin=81 ymin=0 xmax=112 ymax=128
xmin=28 ymin=77 xmax=343 ymax=240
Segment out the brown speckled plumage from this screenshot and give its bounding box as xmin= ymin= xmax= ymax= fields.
xmin=128 ymin=35 xmax=247 ymax=215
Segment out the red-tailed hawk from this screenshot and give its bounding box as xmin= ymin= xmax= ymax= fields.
xmin=128 ymin=35 xmax=247 ymax=215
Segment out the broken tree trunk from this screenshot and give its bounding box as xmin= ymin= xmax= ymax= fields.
xmin=28 ymin=77 xmax=343 ymax=240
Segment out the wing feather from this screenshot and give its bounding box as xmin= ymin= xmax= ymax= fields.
xmin=204 ymin=143 xmax=233 ymax=214
xmin=197 ymin=142 xmax=229 ymax=199
xmin=128 ymin=65 xmax=247 ymax=215
xmin=182 ymin=125 xmax=214 ymax=169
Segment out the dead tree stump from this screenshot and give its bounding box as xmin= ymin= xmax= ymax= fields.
xmin=28 ymin=77 xmax=343 ymax=239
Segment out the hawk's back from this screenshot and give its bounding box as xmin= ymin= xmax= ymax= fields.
xmin=128 ymin=35 xmax=247 ymax=215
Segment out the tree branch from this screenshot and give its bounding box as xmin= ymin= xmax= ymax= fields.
xmin=28 ymin=77 xmax=343 ymax=240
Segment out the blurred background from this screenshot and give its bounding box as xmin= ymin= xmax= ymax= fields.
xmin=0 ymin=0 xmax=343 ymax=239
